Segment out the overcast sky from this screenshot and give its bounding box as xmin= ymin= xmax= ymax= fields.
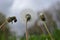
xmin=0 ymin=0 xmax=59 ymax=36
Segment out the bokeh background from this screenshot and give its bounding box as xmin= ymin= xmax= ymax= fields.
xmin=0 ymin=0 xmax=60 ymax=40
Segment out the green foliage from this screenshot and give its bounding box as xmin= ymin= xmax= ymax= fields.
xmin=20 ymin=34 xmax=51 ymax=40
xmin=20 ymin=29 xmax=60 ymax=40
xmin=53 ymin=29 xmax=60 ymax=40
xmin=29 ymin=35 xmax=51 ymax=40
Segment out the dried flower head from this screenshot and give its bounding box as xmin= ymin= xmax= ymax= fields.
xmin=25 ymin=14 xmax=31 ymax=22
xmin=7 ymin=16 xmax=17 ymax=23
xmin=40 ymin=13 xmax=46 ymax=21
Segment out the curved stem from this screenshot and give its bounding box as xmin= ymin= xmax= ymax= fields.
xmin=43 ymin=22 xmax=54 ymax=40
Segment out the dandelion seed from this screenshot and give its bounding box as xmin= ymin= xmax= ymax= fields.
xmin=40 ymin=12 xmax=54 ymax=40
xmin=0 ymin=16 xmax=17 ymax=30
xmin=25 ymin=14 xmax=31 ymax=40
